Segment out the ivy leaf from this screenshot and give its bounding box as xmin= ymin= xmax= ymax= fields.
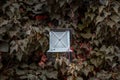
xmin=29 ymin=63 xmax=38 ymax=70
xmin=26 ymin=30 xmax=31 ymax=35
xmin=82 ymin=65 xmax=94 ymax=76
xmin=115 ymin=54 xmax=120 ymax=61
xmin=20 ymin=64 xmax=28 ymax=69
xmin=40 ymin=71 xmax=47 ymax=80
xmin=99 ymin=6 xmax=105 ymax=13
xmin=12 ymin=3 xmax=20 ymax=9
xmin=90 ymin=58 xmax=102 ymax=67
xmin=85 ymin=13 xmax=95 ymax=21
xmin=59 ymin=1 xmax=65 ymax=7
xmin=76 ymin=77 xmax=83 ymax=80
xmin=32 ymin=27 xmax=40 ymax=33
xmin=9 ymin=31 xmax=18 ymax=38
xmin=0 ymin=41 xmax=9 ymax=52
xmin=89 ymin=13 xmax=95 ymax=21
xmin=94 ymin=40 xmax=99 ymax=46
xmin=106 ymin=20 xmax=115 ymax=28
xmin=0 ymin=27 xmax=7 ymax=34
xmin=116 ymin=73 xmax=120 ymax=79
xmin=27 ymin=74 xmax=37 ymax=79
xmin=2 ymin=1 xmax=11 ymax=13
xmin=103 ymin=10 xmax=111 ymax=18
xmin=99 ymin=0 xmax=109 ymax=6
xmin=18 ymin=39 xmax=28 ymax=52
xmin=16 ymin=69 xmax=26 ymax=75
xmin=82 ymin=68 xmax=89 ymax=76
xmin=97 ymin=71 xmax=112 ymax=79
xmin=19 ymin=76 xmax=27 ymax=79
xmin=67 ymin=76 xmax=73 ymax=80
xmin=96 ymin=15 xmax=105 ymax=24
xmin=54 ymin=61 xmax=59 ymax=69
xmin=46 ymin=71 xmax=58 ymax=79
xmin=0 ymin=75 xmax=8 ymax=80
xmin=110 ymin=15 xmax=120 ymax=23
xmin=10 ymin=6 xmax=15 ymax=13
xmin=80 ymin=33 xmax=92 ymax=39
xmin=112 ymin=63 xmax=117 ymax=68
xmin=72 ymin=5 xmax=79 ymax=12
xmin=10 ymin=42 xmax=18 ymax=54
xmin=112 ymin=2 xmax=119 ymax=13
xmin=0 ymin=20 xmax=9 ymax=27
xmin=40 ymin=75 xmax=47 ymax=80
xmin=90 ymin=6 xmax=97 ymax=12
xmin=34 ymin=3 xmax=43 ymax=11
xmin=6 ymin=11 xmax=14 ymax=19
xmin=16 ymin=51 xmax=23 ymax=61
xmin=96 ymin=26 xmax=101 ymax=35
xmin=105 ymin=55 xmax=114 ymax=61
xmin=100 ymin=45 xmax=106 ymax=52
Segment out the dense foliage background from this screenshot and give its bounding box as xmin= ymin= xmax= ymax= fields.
xmin=0 ymin=0 xmax=120 ymax=80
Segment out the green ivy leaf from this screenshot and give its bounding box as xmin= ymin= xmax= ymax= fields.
xmin=90 ymin=6 xmax=97 ymax=12
xmin=97 ymin=71 xmax=112 ymax=79
xmin=110 ymin=14 xmax=120 ymax=23
xmin=0 ymin=75 xmax=8 ymax=80
xmin=105 ymin=55 xmax=114 ymax=61
xmin=10 ymin=41 xmax=18 ymax=54
xmin=89 ymin=13 xmax=95 ymax=21
xmin=2 ymin=1 xmax=11 ymax=13
xmin=20 ymin=76 xmax=27 ymax=79
xmin=0 ymin=20 xmax=9 ymax=27
xmin=112 ymin=2 xmax=119 ymax=13
xmin=96 ymin=15 xmax=105 ymax=24
xmin=34 ymin=3 xmax=44 ymax=11
xmin=103 ymin=10 xmax=111 ymax=18
xmin=115 ymin=53 xmax=120 ymax=61
xmin=82 ymin=68 xmax=89 ymax=76
xmin=100 ymin=45 xmax=106 ymax=52
xmin=29 ymin=63 xmax=38 ymax=70
xmin=116 ymin=73 xmax=120 ymax=79
xmin=90 ymin=58 xmax=102 ymax=67
xmin=106 ymin=20 xmax=115 ymax=28
xmin=40 ymin=75 xmax=47 ymax=80
xmin=78 ymin=24 xmax=84 ymax=31
xmin=112 ymin=63 xmax=117 ymax=68
xmin=93 ymin=40 xmax=99 ymax=46
xmin=27 ymin=74 xmax=37 ymax=80
xmin=67 ymin=76 xmax=73 ymax=80
xmin=80 ymin=33 xmax=92 ymax=39
xmin=76 ymin=77 xmax=83 ymax=80
xmin=0 ymin=41 xmax=9 ymax=52
xmin=59 ymin=1 xmax=65 ymax=7
xmin=16 ymin=51 xmax=23 ymax=61
xmin=16 ymin=69 xmax=26 ymax=75
xmin=98 ymin=6 xmax=105 ymax=13
xmin=20 ymin=64 xmax=28 ymax=69
xmin=46 ymin=71 xmax=58 ymax=79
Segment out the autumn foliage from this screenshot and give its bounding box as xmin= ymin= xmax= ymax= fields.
xmin=0 ymin=0 xmax=120 ymax=80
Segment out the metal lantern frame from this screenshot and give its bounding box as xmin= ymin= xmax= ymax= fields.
xmin=47 ymin=28 xmax=72 ymax=53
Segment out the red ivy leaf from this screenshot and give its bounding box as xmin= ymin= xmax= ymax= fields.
xmin=38 ymin=61 xmax=45 ymax=68
xmin=35 ymin=15 xmax=48 ymax=20
xmin=41 ymin=54 xmax=47 ymax=62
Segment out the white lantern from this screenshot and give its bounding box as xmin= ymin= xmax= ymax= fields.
xmin=47 ymin=29 xmax=72 ymax=53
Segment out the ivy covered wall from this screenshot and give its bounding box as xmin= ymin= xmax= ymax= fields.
xmin=0 ymin=0 xmax=120 ymax=80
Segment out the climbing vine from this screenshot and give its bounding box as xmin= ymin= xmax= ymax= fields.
xmin=0 ymin=0 xmax=120 ymax=80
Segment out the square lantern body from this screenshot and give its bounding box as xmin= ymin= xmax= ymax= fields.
xmin=47 ymin=29 xmax=72 ymax=53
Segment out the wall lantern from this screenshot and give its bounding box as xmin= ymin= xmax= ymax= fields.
xmin=47 ymin=28 xmax=72 ymax=53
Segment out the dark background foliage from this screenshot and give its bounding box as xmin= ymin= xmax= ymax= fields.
xmin=0 ymin=0 xmax=120 ymax=80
